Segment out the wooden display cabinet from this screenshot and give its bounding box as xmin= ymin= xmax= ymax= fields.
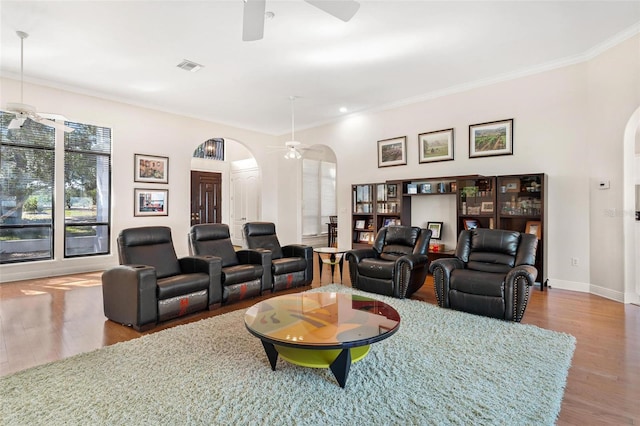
xmin=497 ymin=173 xmax=547 ymax=288
xmin=375 ymin=182 xmax=402 ymax=231
xmin=456 ymin=176 xmax=496 ymax=234
xmin=351 ymin=183 xmax=375 ymax=248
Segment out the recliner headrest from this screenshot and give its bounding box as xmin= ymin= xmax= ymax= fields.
xmin=119 ymin=226 xmax=172 ymax=247
xmin=243 ymin=222 xmax=276 ymax=237
xmin=190 ymin=224 xmax=230 ymax=241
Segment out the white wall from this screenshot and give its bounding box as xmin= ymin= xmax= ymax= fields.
xmin=293 ymin=33 xmax=640 ymax=300
xmin=0 ymin=78 xmax=279 ymax=282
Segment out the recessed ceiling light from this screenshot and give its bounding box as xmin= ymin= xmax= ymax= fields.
xmin=176 ymin=59 xmax=204 ymax=72
xmin=339 ymin=107 xmax=348 ymax=113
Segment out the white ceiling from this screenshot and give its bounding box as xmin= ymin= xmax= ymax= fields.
xmin=1 ymin=1 xmax=639 ymax=136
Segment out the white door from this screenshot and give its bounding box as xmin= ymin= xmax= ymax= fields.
xmin=231 ymin=167 xmax=260 ymax=246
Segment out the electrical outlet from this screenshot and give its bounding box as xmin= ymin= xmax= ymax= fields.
xmin=571 ymin=257 xmax=579 ymax=267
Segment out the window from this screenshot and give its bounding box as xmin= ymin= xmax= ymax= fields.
xmin=302 ymin=159 xmax=336 ymax=236
xmin=0 ymin=113 xmax=55 ymax=263
xmin=64 ymin=122 xmax=111 ymax=257
xmin=0 ymin=111 xmax=112 ymax=263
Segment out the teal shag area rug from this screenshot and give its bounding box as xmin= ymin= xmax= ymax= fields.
xmin=0 ymin=284 xmax=575 ymax=425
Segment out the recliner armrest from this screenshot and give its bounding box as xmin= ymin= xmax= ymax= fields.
xmin=102 ymin=264 xmax=158 ymax=329
xmin=238 ymin=248 xmax=273 ymax=292
xmin=505 ymin=264 xmax=538 ymax=287
xmin=429 ymin=258 xmax=465 ymax=308
xmin=428 ymin=257 xmax=464 ymax=275
xmin=282 ymin=244 xmax=312 ymax=259
xmin=178 ymin=255 xmax=223 ymax=308
xmin=344 ymin=248 xmax=378 ymax=264
xmin=396 ymin=253 xmax=428 ymax=270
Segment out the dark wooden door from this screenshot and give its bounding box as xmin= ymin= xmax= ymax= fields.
xmin=191 ymin=171 xmax=222 ymax=225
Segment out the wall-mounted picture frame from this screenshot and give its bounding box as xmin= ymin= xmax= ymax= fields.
xmin=134 ymin=154 xmax=169 ymax=184
xmin=418 ymin=128 xmax=454 ymax=163
xmin=463 ymin=218 xmax=479 ymax=230
xmin=481 ymin=201 xmax=494 ymax=213
xmin=427 ymin=221 xmax=443 ymax=240
xmin=377 ymin=136 xmax=407 ymax=168
xmin=525 ymin=220 xmax=541 ymax=239
xmin=134 ymin=188 xmax=168 ymax=216
xmin=469 ymin=119 xmax=513 ymax=158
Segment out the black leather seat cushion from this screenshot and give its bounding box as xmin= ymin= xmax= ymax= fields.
xmin=222 ymin=264 xmax=263 ymax=286
xmin=272 ymin=257 xmax=307 ymax=275
xmin=450 ymin=269 xmax=504 ymax=297
xmin=357 ymin=258 xmax=395 ymax=279
xmin=157 ymin=273 xmax=210 ymax=300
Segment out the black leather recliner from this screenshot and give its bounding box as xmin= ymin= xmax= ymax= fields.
xmin=345 ymin=226 xmax=432 ymax=298
xmin=429 ymin=228 xmax=538 ymax=322
xmin=188 ymin=223 xmax=270 ymax=304
xmin=242 ymin=222 xmax=313 ymax=291
xmin=102 ymin=226 xmax=222 ymax=331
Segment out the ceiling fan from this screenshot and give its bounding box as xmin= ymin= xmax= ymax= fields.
xmin=270 ymin=96 xmax=311 ymax=160
xmin=243 ymin=0 xmax=360 ymax=41
xmin=5 ymin=31 xmax=74 ymax=132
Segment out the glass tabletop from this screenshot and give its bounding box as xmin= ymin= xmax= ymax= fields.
xmin=313 ymin=247 xmax=349 ymax=254
xmin=244 ymin=293 xmax=400 ymax=349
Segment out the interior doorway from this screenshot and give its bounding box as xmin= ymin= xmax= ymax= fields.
xmin=230 ymin=166 xmax=260 ymax=246
xmin=190 ymin=171 xmax=222 ymax=226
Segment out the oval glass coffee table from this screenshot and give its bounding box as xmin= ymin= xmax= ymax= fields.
xmin=244 ymin=292 xmax=400 ymax=388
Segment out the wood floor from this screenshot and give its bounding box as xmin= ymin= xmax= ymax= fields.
xmin=1 ymin=263 xmax=638 ymax=425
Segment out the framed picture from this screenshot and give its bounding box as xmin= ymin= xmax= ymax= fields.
xmin=525 ymin=220 xmax=541 ymax=239
xmin=469 ymin=119 xmax=513 ymax=158
xmin=377 ymin=136 xmax=407 ymax=168
xmin=387 ymin=184 xmax=397 ymax=198
xmin=134 ymin=188 xmax=168 ymax=216
xmin=420 ymin=183 xmax=432 ymax=194
xmin=407 ymin=183 xmax=418 ymax=194
xmin=427 ymin=221 xmax=443 ymax=240
xmin=134 ymin=154 xmax=169 ymax=184
xmin=481 ymin=201 xmax=494 ymax=213
xmin=463 ymin=218 xmax=479 ymax=230
xmin=418 ymin=128 xmax=454 ymax=163
xmin=355 ymin=219 xmax=366 ymax=229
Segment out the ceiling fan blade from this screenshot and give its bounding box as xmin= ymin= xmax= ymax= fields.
xmin=33 ymin=116 xmax=74 ymax=132
xmin=39 ymin=112 xmax=68 ymax=121
xmin=243 ymin=0 xmax=266 ymax=41
xmin=8 ymin=117 xmax=26 ymax=129
xmin=305 ymin=0 xmax=360 ymax=22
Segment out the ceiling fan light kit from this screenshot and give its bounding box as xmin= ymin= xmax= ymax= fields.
xmin=5 ymin=31 xmax=73 ymax=132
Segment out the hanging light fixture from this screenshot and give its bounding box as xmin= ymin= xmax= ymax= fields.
xmin=284 ymin=96 xmax=302 ymax=160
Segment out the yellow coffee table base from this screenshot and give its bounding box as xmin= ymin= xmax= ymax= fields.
xmin=274 ymin=344 xmax=370 ymax=368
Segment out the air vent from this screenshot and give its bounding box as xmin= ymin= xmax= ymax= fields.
xmin=176 ymin=59 xmax=203 ymax=72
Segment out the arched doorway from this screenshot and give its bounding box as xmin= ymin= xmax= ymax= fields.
xmin=190 ymin=138 xmax=261 ymax=246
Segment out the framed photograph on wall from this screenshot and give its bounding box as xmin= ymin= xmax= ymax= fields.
xmin=377 ymin=136 xmax=407 ymax=168
xmin=418 ymin=128 xmax=454 ymax=163
xmin=525 ymin=220 xmax=541 ymax=239
xmin=427 ymin=222 xmax=443 ymax=240
xmin=469 ymin=119 xmax=513 ymax=158
xmin=134 ymin=154 xmax=169 ymax=184
xmin=134 ymin=188 xmax=168 ymax=216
